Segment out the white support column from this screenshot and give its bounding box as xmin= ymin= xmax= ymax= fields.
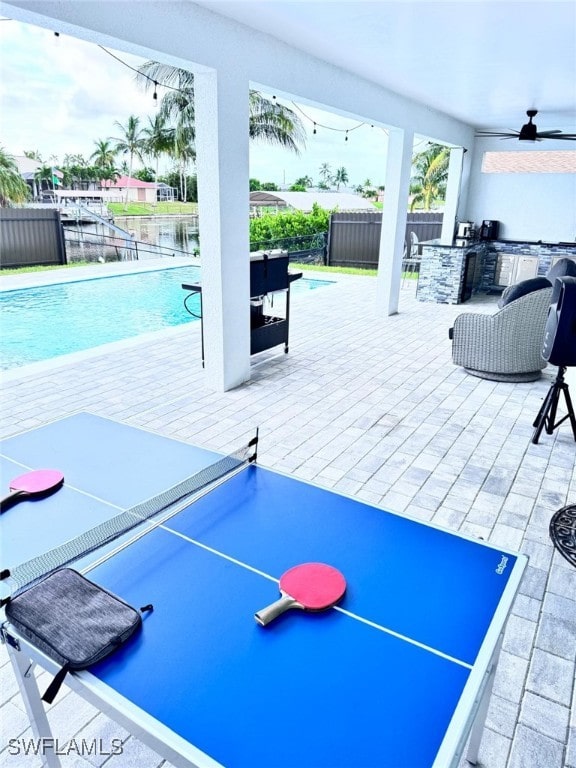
xmin=375 ymin=128 xmax=414 ymax=316
xmin=440 ymin=147 xmax=464 ymax=245
xmin=194 ymin=68 xmax=251 ymax=392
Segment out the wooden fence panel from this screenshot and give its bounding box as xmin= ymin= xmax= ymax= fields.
xmin=0 ymin=208 xmax=66 ymax=268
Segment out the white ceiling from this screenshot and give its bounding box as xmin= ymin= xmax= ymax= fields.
xmin=196 ymin=0 xmax=576 ymax=132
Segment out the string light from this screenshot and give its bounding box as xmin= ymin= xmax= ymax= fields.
xmin=96 ymin=44 xmax=182 ymax=101
xmin=93 ymin=40 xmax=387 ymax=135
xmin=289 ymin=102 xmax=380 ymax=141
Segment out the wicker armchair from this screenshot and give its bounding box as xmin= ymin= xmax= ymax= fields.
xmin=451 ymin=287 xmax=553 ymax=382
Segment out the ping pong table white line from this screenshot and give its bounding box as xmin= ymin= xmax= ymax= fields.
xmin=88 ymin=509 xmax=476 ymax=672
xmin=2 ymin=458 xmax=252 ymax=593
xmin=163 ymin=526 xmax=473 ymax=670
xmin=333 ymin=606 xmax=473 ymax=669
xmin=5 ymin=463 xmax=476 ymax=672
xmin=0 ymin=456 xmax=39 ymax=471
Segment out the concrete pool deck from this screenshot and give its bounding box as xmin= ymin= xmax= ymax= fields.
xmin=1 ymin=259 xmax=574 ymax=768
xmin=0 ymin=257 xmax=198 ymax=291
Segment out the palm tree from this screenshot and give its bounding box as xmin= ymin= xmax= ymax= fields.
xmin=135 ymin=62 xmax=305 ymax=162
xmin=248 ymin=91 xmax=305 ymax=152
xmin=410 ymin=144 xmax=450 ymax=211
xmin=63 ymin=153 xmax=88 ymax=167
xmin=319 ymin=163 xmax=333 ymax=188
xmin=142 ymin=114 xmax=173 ymax=205
xmin=136 ymin=65 xmax=196 ymax=201
xmin=90 ymin=139 xmax=118 ymax=190
xmin=110 ymin=115 xmax=146 ymax=206
xmin=99 ymin=165 xmax=120 ymax=185
xmin=334 ymin=166 xmax=349 ymax=191
xmin=294 ymin=175 xmax=313 ymax=188
xmin=34 ymin=164 xmax=57 ymax=195
xmin=61 ymin=160 xmax=87 ymax=190
xmin=172 ymin=126 xmax=196 ymax=202
xmin=0 ymin=147 xmax=29 ymax=206
xmin=90 ymin=139 xmax=117 ymax=170
xmin=23 ymin=150 xmax=44 ymax=162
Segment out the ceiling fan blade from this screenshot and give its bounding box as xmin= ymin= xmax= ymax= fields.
xmin=533 ymin=132 xmax=564 ymax=138
xmin=475 ymin=131 xmax=518 ymax=138
xmin=475 ymin=110 xmax=576 ymax=141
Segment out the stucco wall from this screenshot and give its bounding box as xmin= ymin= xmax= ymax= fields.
xmin=466 ymin=138 xmax=576 ymax=243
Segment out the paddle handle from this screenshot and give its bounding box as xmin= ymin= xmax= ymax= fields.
xmin=0 ymin=490 xmax=24 ymax=513
xmin=255 ymin=595 xmax=303 ymax=626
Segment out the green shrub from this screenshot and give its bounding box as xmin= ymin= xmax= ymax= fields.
xmin=249 ymin=203 xmax=331 ymax=246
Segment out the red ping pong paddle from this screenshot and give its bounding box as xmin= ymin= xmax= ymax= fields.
xmin=0 ymin=470 xmax=64 ymax=513
xmin=255 ymin=562 xmax=346 ymax=626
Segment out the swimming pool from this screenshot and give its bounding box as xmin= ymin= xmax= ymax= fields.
xmin=1 ymin=266 xmax=333 ymax=370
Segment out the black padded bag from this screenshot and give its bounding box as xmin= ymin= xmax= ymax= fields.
xmin=5 ymin=568 xmax=151 ymax=703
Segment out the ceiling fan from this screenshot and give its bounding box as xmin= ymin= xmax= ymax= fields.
xmin=475 ymin=110 xmax=576 ymax=141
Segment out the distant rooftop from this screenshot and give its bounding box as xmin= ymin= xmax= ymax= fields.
xmin=13 ymin=155 xmax=43 ymax=174
xmin=101 ymin=176 xmax=157 ymax=189
xmin=249 ymin=191 xmax=376 ymax=212
xmin=481 ymin=149 xmax=576 ymax=174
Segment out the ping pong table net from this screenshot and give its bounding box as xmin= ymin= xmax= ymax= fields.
xmin=2 ymin=433 xmax=258 ymax=595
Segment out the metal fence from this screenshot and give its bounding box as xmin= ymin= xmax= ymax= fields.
xmin=327 ymin=211 xmax=444 ymax=269
xmin=249 ymin=232 xmax=327 ymax=264
xmin=0 ymin=208 xmax=66 ymax=269
xmin=63 ymin=228 xmax=195 ymax=263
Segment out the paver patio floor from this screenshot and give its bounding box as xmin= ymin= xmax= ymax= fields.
xmin=1 ymin=261 xmax=574 ymax=768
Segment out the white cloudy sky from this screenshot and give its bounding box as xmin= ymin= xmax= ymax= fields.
xmin=0 ymin=17 xmax=415 ymax=188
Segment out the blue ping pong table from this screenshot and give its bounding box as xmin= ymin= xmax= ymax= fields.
xmin=1 ymin=413 xmax=527 ymax=768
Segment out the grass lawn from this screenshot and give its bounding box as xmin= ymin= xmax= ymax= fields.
xmin=1 ymin=261 xmax=420 ymax=280
xmin=1 ymin=261 xmax=375 ymax=278
xmin=292 ymin=262 xmax=377 ymax=277
xmin=0 ymin=262 xmax=93 ymax=276
xmin=292 ymin=263 xmax=418 ymax=279
xmin=109 ymin=202 xmax=198 ymax=216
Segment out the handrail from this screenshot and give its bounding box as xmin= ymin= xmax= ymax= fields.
xmin=75 ymin=205 xmax=133 ymax=240
xmin=63 ymin=228 xmax=196 ymax=261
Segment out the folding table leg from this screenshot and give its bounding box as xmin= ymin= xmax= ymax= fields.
xmin=6 ymin=641 xmax=61 ymax=768
xmin=466 ymin=634 xmax=503 ymax=765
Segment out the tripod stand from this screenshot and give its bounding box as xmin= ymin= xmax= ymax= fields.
xmin=532 ymin=366 xmax=576 ymax=444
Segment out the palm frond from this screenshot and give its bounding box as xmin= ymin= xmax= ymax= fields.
xmin=136 ymin=62 xmax=305 ymax=155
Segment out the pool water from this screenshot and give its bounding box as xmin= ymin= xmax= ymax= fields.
xmin=1 ymin=266 xmax=333 ymax=370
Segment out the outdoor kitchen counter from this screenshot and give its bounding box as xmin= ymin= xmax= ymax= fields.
xmin=417 ymin=239 xmax=575 ymax=305
xmin=419 ymin=239 xmax=477 ymax=248
xmin=417 ymin=241 xmax=489 ymax=304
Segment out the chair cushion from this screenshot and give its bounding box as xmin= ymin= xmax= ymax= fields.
xmin=497 ymin=276 xmax=551 ymax=308
xmin=547 ymin=257 xmax=576 ymax=282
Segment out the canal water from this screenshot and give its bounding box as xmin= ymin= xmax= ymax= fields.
xmin=64 ymin=216 xmax=200 ymax=262
xmin=117 ymin=217 xmax=200 ymax=257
